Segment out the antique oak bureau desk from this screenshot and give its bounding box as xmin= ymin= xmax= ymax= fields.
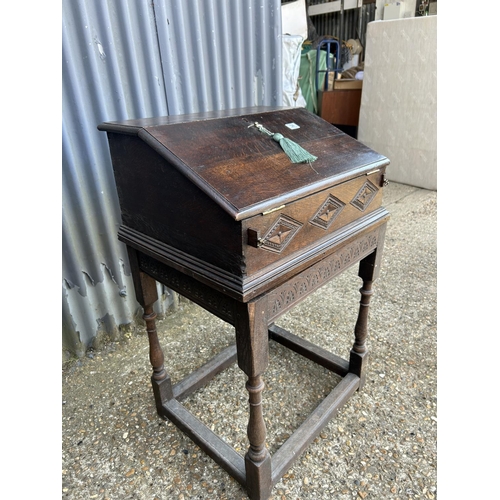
xmin=98 ymin=106 xmax=390 ymax=499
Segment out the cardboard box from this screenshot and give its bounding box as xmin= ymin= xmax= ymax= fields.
xmin=326 ymin=72 xmax=363 ymax=91
xmin=334 ymin=79 xmax=363 ymax=90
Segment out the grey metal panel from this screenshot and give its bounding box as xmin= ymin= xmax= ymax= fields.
xmin=62 ymin=0 xmax=170 ymax=360
xmin=154 ymin=0 xmax=282 ymax=115
xmin=62 ymin=0 xmax=282 ymax=359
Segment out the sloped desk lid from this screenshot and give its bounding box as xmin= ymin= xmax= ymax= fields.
xmin=99 ymin=106 xmax=389 ymax=221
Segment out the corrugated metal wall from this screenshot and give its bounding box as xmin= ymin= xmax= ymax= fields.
xmin=62 ymin=0 xmax=283 ymax=360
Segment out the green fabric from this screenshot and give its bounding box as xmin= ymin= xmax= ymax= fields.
xmin=298 ymin=49 xmax=328 ymax=115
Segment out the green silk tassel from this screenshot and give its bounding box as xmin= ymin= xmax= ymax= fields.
xmin=251 ymin=122 xmax=318 ymax=164
xmin=271 ymin=132 xmax=317 ymax=164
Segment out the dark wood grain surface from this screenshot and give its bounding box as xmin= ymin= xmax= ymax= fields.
xmin=101 ymin=107 xmax=388 ymax=220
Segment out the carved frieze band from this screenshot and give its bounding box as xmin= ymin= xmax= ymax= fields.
xmin=267 ymin=229 xmax=379 ymax=322
xmin=138 ymin=253 xmax=236 ymax=325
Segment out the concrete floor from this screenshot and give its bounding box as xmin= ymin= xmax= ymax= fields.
xmin=62 ymin=181 xmax=437 ymax=499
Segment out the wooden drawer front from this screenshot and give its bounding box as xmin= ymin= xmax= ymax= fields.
xmin=243 ymin=170 xmax=384 ymax=276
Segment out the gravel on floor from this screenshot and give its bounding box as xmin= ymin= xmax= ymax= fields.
xmin=62 ymin=182 xmax=437 ymax=499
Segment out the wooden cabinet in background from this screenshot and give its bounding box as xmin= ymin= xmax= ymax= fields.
xmin=318 ymin=88 xmax=362 ymax=127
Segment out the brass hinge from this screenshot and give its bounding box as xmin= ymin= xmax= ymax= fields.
xmin=262 ymin=204 xmax=286 ymax=216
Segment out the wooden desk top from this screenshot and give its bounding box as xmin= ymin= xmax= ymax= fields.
xmin=99 ymin=107 xmax=388 ymax=221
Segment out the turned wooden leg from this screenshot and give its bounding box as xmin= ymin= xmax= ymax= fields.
xmin=143 ymin=303 xmax=174 ymax=414
xmin=349 ymin=224 xmax=387 ymax=389
xmin=349 ymin=228 xmax=385 ymax=389
xmin=127 ymin=247 xmax=173 ymax=416
xmin=349 ymin=278 xmax=373 ymax=389
xmin=235 ymin=298 xmax=272 ymax=500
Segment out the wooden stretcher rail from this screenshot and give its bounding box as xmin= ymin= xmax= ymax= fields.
xmin=268 ymin=324 xmax=350 ymax=376
xmin=165 ymin=329 xmax=357 ymax=490
xmin=173 ymin=344 xmax=238 ymax=401
xmin=163 ymin=398 xmax=247 ymax=487
xmin=271 ymin=372 xmax=360 ymax=485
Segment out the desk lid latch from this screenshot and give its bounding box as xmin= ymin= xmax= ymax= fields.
xmin=247 ymin=229 xmax=263 ymax=248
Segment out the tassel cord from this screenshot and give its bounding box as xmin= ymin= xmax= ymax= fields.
xmin=250 ymin=122 xmax=318 ymax=166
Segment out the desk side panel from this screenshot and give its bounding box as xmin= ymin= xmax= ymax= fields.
xmin=106 ymin=133 xmax=244 ymax=276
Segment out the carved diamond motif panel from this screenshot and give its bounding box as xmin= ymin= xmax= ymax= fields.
xmin=260 ymin=214 xmax=302 ymax=253
xmin=309 ymin=195 xmax=345 ymax=230
xmin=350 ymin=180 xmax=378 ymax=211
